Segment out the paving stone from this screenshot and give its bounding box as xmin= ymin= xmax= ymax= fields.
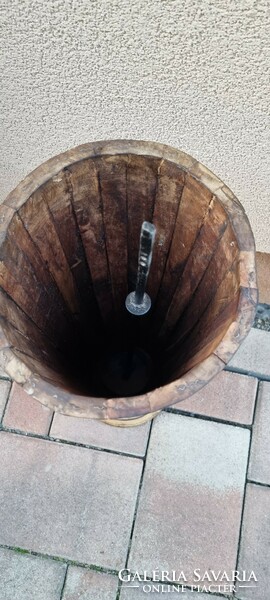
xmin=248 ymin=381 xmax=270 ymax=485
xmin=0 ymin=432 xmax=142 ymax=570
xmin=256 ymin=251 xmax=270 ymax=304
xmin=236 ymin=483 xmax=270 ymax=600
xmin=0 ymin=379 xmax=11 ymax=421
xmin=51 ymin=413 xmax=150 ymax=457
xmin=0 ymin=368 xmax=10 ymax=379
xmin=0 ymin=547 xmax=66 ymax=600
xmin=172 ymin=370 xmax=257 ymax=424
xmin=128 ymin=412 xmax=250 ymax=586
xmin=63 ymin=566 xmax=118 ymax=599
xmin=228 ymin=328 xmax=270 ymax=378
xmin=3 ymin=382 xmax=52 ymax=435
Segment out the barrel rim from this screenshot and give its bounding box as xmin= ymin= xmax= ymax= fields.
xmin=0 ymin=139 xmax=258 ymax=419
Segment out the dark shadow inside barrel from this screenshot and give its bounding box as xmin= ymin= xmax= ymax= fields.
xmin=0 ymin=154 xmax=240 ymax=398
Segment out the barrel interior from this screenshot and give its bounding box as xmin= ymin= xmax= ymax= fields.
xmin=0 ymin=154 xmax=240 ymax=398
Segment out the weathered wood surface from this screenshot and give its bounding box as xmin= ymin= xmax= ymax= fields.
xmin=67 ymin=158 xmax=113 ymax=323
xmin=166 ymin=271 xmax=240 ymax=380
xmin=214 ymin=285 xmax=257 ymax=364
xmin=147 ymin=160 xmax=185 ymax=301
xmin=19 ymin=190 xmax=80 ymax=315
xmin=8 ymin=212 xmax=71 ymax=314
xmin=152 ymin=174 xmax=214 ymax=330
xmin=97 ymin=155 xmax=128 ymax=316
xmin=158 ymin=196 xmax=228 ymax=340
xmin=42 ymin=170 xmax=99 ymax=332
xmin=0 ymin=140 xmax=257 ymax=421
xmin=165 ymin=214 xmax=239 ymax=348
xmin=0 ymin=287 xmax=62 ymax=357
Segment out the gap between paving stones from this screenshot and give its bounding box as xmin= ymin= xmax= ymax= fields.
xmin=246 ymin=479 xmax=270 ymax=489
xmin=225 ymin=366 xmax=270 ymax=382
xmin=116 ymin=418 xmax=155 ymax=599
xmin=1 ymin=396 xmax=256 ymax=445
xmin=233 ymin=379 xmax=261 ymax=592
xmin=47 ymin=410 xmax=55 ymax=435
xmin=0 ymin=543 xmax=119 ymax=576
xmin=59 ymin=564 xmax=68 ymax=600
xmin=0 ymin=397 xmax=255 ymax=458
xmin=165 ymin=408 xmax=253 ymax=430
xmin=0 ymin=380 xmax=12 ymax=423
xmin=0 ymin=425 xmax=146 ymax=461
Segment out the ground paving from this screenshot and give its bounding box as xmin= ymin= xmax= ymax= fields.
xmin=0 ymin=326 xmax=269 ymax=599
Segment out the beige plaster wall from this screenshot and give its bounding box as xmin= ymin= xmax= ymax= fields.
xmin=1 ymin=0 xmax=270 ymax=250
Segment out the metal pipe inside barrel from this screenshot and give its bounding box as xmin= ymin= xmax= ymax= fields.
xmin=135 ymin=221 xmax=156 ymax=304
xmin=125 ymin=221 xmax=156 ymax=316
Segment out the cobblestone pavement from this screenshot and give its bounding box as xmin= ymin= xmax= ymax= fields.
xmin=0 ymin=325 xmax=269 ymax=599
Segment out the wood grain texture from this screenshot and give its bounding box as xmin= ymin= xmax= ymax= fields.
xmin=97 ymin=155 xmax=128 ymax=316
xmin=43 ymin=170 xmax=98 ymax=328
xmin=168 ymin=260 xmax=240 ymax=367
xmin=215 ymin=187 xmax=256 ymax=252
xmin=67 ymin=158 xmax=113 ymax=323
xmin=19 ymin=189 xmax=80 ymax=315
xmin=0 ymin=287 xmax=62 ymax=357
xmin=152 ymin=174 xmax=214 ymax=329
xmin=11 ymin=348 xmax=68 ymax=388
xmin=167 ymin=218 xmax=239 ymax=347
xmin=0 ymin=261 xmax=53 ymax=335
xmin=7 ymin=212 xmax=72 ymax=321
xmin=0 ymin=317 xmax=63 ymax=373
xmin=147 ymin=160 xmax=185 ymax=301
xmin=158 ymin=195 xmax=228 ymax=339
xmin=0 ymin=232 xmax=72 ymax=344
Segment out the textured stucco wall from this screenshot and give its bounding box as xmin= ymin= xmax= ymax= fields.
xmin=1 ymin=0 xmax=270 ymax=250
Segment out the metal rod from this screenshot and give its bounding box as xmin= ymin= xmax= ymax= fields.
xmin=135 ymin=221 xmax=156 ymax=304
xmin=125 ymin=221 xmax=156 ymax=316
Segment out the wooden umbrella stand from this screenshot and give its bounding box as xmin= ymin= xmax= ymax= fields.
xmin=0 ymin=140 xmax=257 ymax=426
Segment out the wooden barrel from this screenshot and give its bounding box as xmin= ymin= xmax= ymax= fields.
xmin=0 ymin=140 xmax=257 ymax=424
